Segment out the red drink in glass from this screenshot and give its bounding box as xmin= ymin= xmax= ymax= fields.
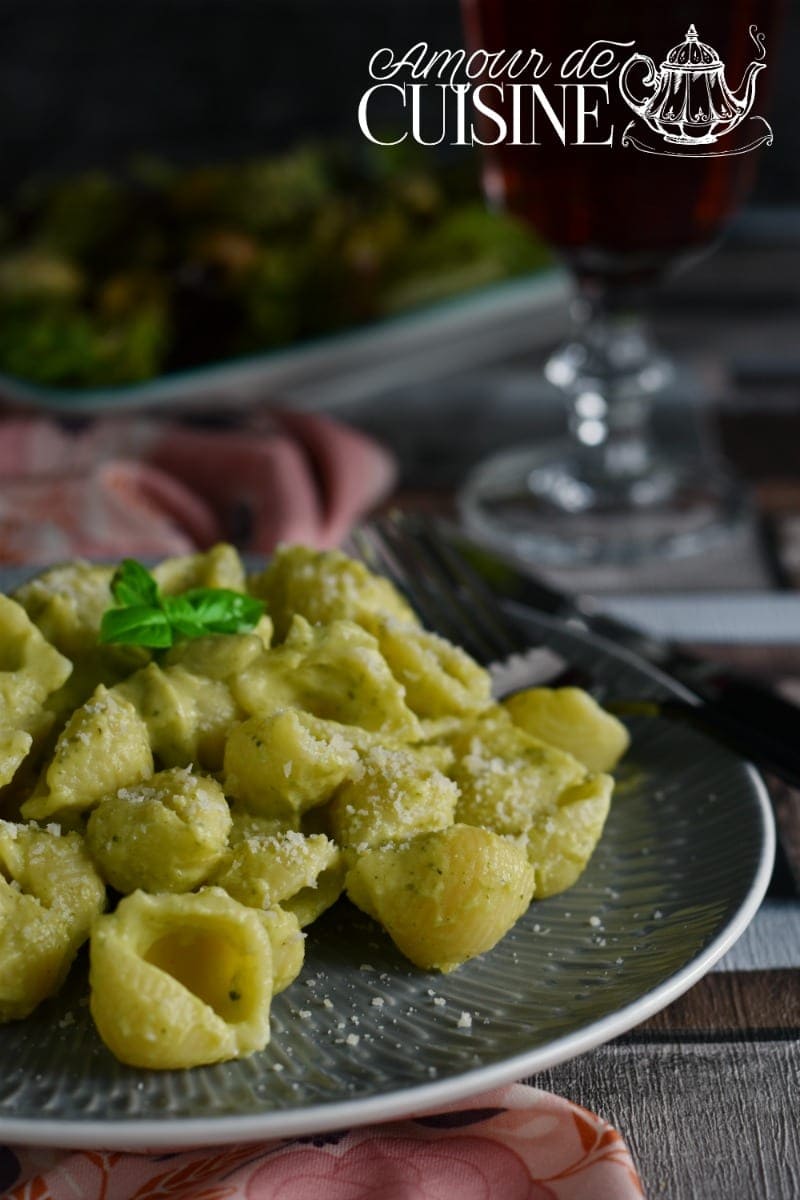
xmin=461 ymin=0 xmax=783 ymax=286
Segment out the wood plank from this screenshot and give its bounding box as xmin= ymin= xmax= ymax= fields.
xmin=529 ymin=1040 xmax=800 ymax=1200
xmin=680 ymin=644 xmax=800 ymax=679
xmin=719 ymin=413 xmax=800 ymax=484
xmin=715 ymin=900 xmax=800 ymax=971
xmin=626 ymin=970 xmax=800 ymax=1040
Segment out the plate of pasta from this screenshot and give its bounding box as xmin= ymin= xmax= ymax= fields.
xmin=0 ymin=543 xmax=773 ymax=1149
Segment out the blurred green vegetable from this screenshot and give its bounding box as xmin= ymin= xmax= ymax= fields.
xmin=0 ymin=305 xmax=96 ymax=385
xmin=382 ymin=205 xmax=550 ymax=312
xmin=0 ymin=249 xmax=83 ymax=302
xmin=0 ymin=144 xmax=549 ymax=388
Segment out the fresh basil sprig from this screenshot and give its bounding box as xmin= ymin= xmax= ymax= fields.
xmin=99 ymin=558 xmax=265 ymax=649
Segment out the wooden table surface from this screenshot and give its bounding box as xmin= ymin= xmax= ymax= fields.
xmin=354 ymin=234 xmax=800 ymax=1199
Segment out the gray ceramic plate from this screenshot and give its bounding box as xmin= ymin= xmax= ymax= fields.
xmin=0 ymin=606 xmax=774 ymax=1149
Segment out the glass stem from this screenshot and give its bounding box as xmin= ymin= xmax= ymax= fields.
xmin=546 ymin=281 xmax=672 ymax=496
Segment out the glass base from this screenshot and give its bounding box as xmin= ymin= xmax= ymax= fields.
xmin=458 ymin=442 xmax=749 ymax=567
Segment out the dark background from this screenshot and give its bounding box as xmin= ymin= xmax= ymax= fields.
xmin=0 ymin=0 xmax=796 ymax=205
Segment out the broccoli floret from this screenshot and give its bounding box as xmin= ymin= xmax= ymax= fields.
xmin=381 ymin=205 xmax=550 ymax=313
xmin=0 ymin=248 xmax=83 ymax=303
xmin=170 ymin=148 xmax=331 ymax=237
xmin=0 ymin=303 xmax=96 ymax=384
xmin=35 ymin=172 xmax=133 ymax=264
xmin=0 ymin=296 xmax=168 ymax=387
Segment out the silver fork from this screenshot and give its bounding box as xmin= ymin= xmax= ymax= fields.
xmin=350 ymin=511 xmax=569 ymax=685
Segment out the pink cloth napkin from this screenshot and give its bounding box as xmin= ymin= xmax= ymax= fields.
xmin=0 ymin=1084 xmax=645 ymax=1199
xmin=0 ymin=412 xmax=397 ymax=562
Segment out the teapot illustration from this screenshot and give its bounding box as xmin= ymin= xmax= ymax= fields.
xmin=619 ymin=25 xmax=765 ymax=145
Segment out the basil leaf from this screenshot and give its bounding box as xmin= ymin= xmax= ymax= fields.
xmin=99 ymin=559 xmax=264 ymax=648
xmin=111 ymin=559 xmax=161 ymax=609
xmin=99 ymin=605 xmax=173 ymax=648
xmin=164 ymin=589 xmax=265 ymax=636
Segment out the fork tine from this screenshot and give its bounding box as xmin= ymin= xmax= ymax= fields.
xmin=410 ymin=516 xmax=577 ymax=685
xmin=352 ymin=513 xmax=569 ymax=684
xmin=355 ymin=521 xmax=494 ymax=658
xmin=378 ymin=515 xmax=513 ymax=663
xmin=410 ymin=517 xmax=530 ymax=660
xmin=348 ymin=525 xmax=449 ymax=637
xmin=366 ymin=513 xmax=520 ymax=664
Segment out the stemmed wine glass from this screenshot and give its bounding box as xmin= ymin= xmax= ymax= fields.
xmin=459 ymin=1 xmax=783 ymax=565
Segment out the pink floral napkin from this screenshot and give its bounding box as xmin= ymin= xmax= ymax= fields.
xmin=0 ymin=411 xmax=397 ymax=563
xmin=0 ymin=1084 xmax=645 ymax=1199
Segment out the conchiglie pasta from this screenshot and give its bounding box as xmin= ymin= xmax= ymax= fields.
xmin=0 ymin=821 xmax=106 ymax=1021
xmin=212 ymin=831 xmax=344 ymax=927
xmin=0 ymin=594 xmax=73 ymax=733
xmin=250 ymin=544 xmax=417 ymax=642
xmin=231 ymin=617 xmax=421 ymax=740
xmin=22 ymin=685 xmax=154 ymax=821
xmin=504 ymin=687 xmax=630 ymax=773
xmin=152 ymin=543 xmax=248 ymax=596
xmin=223 ymin=709 xmax=359 ymax=820
xmin=328 ymin=745 xmax=458 ymax=860
xmin=0 ymin=820 xmax=106 ymax=927
xmin=447 ymin=707 xmax=587 ymax=836
xmin=346 ymin=824 xmax=535 ymax=972
xmin=164 ymin=629 xmax=271 ymax=681
xmin=114 ymin=662 xmax=242 ymax=771
xmin=0 ymin=729 xmax=32 ymax=787
xmin=445 ymin=707 xmax=611 ymax=899
xmin=89 ymin=888 xmax=273 ymax=1069
xmin=86 ymin=767 xmax=231 ymax=894
xmin=375 ymin=619 xmax=492 ymax=719
xmin=13 ymin=561 xmax=117 ymax=661
xmin=0 ymin=884 xmax=75 ymax=1022
xmin=258 ymin=906 xmax=305 ymax=993
xmin=12 ymin=563 xmax=146 ymax=695
xmin=521 ymin=773 xmax=613 ymax=898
